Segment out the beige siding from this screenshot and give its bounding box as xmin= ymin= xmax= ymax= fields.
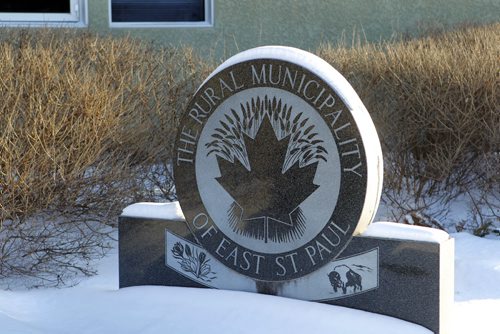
xmin=89 ymin=0 xmax=500 ymax=58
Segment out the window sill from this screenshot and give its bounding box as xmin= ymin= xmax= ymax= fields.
xmin=109 ymin=21 xmax=213 ymax=29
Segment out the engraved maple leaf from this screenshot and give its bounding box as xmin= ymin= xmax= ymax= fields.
xmin=216 ymin=116 xmax=319 ymax=243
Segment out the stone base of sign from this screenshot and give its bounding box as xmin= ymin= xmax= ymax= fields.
xmin=119 ymin=212 xmax=453 ymax=334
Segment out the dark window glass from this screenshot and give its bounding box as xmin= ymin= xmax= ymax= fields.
xmin=0 ymin=1 xmax=70 ymax=13
xmin=111 ymin=0 xmax=205 ymax=23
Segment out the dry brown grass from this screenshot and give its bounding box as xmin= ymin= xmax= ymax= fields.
xmin=318 ymin=23 xmax=499 ymax=228
xmin=0 ymin=29 xmax=212 ymax=286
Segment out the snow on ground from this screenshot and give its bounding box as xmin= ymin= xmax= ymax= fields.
xmin=121 ymin=202 xmax=184 ymax=220
xmin=0 ymin=231 xmax=498 ymax=334
xmin=452 ymin=232 xmax=500 ymax=334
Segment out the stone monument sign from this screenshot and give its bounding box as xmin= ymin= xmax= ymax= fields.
xmin=118 ymin=46 xmax=453 ymax=334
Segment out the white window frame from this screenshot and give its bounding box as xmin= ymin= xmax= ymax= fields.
xmin=0 ymin=0 xmax=87 ymax=28
xmin=109 ymin=0 xmax=214 ymax=28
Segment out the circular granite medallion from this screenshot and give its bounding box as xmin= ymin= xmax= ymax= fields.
xmin=174 ymin=46 xmax=383 ymax=281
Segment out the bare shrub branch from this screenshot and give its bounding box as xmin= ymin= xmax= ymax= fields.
xmin=0 ymin=29 xmax=213 ymax=287
xmin=318 ymin=23 xmax=499 ymax=232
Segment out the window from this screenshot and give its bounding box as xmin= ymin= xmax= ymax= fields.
xmin=0 ymin=0 xmax=87 ymax=27
xmin=110 ymin=0 xmax=213 ymax=28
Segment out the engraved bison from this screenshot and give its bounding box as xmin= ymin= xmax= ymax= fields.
xmin=328 ymin=265 xmax=362 ymax=294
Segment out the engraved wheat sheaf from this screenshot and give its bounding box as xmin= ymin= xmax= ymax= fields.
xmin=205 ymin=95 xmax=327 ymax=171
xmin=205 ymin=95 xmax=328 ymax=243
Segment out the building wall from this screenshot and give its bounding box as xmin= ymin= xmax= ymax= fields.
xmin=89 ymin=0 xmax=500 ymax=59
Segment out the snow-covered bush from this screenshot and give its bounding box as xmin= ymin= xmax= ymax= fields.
xmin=318 ymin=23 xmax=499 ymax=233
xmin=0 ymin=29 xmax=211 ymax=287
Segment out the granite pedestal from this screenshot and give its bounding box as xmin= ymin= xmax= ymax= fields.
xmin=119 ymin=204 xmax=453 ymax=334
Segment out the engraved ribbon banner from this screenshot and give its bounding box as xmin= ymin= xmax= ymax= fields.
xmin=165 ymin=230 xmax=379 ymax=301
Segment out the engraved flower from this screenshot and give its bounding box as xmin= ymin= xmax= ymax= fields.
xmin=172 ymin=242 xmax=184 ymax=259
